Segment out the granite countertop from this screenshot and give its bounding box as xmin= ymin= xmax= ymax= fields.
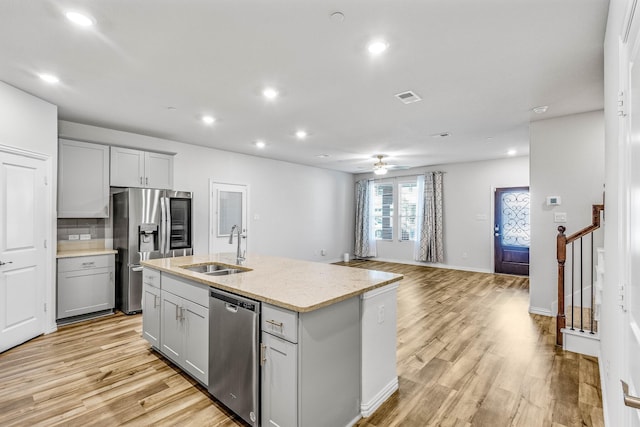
xmin=141 ymin=253 xmax=403 ymax=312
xmin=56 ymin=249 xmax=118 ymax=259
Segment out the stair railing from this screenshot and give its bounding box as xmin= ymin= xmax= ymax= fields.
xmin=556 ymin=204 xmax=604 ymax=346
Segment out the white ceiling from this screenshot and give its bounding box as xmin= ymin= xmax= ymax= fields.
xmin=0 ymin=0 xmax=608 ymax=173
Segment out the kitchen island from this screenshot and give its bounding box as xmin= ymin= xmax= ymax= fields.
xmin=141 ymin=253 xmax=403 ymax=427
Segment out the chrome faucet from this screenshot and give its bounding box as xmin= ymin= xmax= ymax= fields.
xmin=228 ymin=225 xmax=245 ymax=265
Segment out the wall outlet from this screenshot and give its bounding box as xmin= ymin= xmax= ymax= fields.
xmin=68 ymin=234 xmax=79 ymax=241
xmin=79 ymin=234 xmax=91 ymax=241
xmin=320 ymin=249 xmax=326 ymax=256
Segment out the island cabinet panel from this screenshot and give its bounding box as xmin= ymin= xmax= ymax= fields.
xmin=261 ymin=297 xmax=361 ymax=427
xmin=157 ymin=272 xmax=209 ymax=386
xmin=142 ymin=274 xmax=161 ymax=348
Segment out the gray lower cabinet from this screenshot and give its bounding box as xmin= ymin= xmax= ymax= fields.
xmin=261 ymin=298 xmax=361 ymax=427
xmin=142 ymin=280 xmax=161 ymax=348
xmin=57 ymin=254 xmax=115 ymax=320
xmin=141 ymin=269 xmax=209 ymax=386
xmin=261 ymin=332 xmax=298 ymax=427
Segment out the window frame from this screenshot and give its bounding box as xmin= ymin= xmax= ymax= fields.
xmin=372 ymin=177 xmax=419 ymax=243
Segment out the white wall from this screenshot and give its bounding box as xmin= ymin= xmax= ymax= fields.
xmin=529 ymin=110 xmax=605 ymax=316
xmin=58 ymin=121 xmax=354 ymax=262
xmin=355 ymin=156 xmax=529 ymax=272
xmin=0 ymin=81 xmax=58 ymax=332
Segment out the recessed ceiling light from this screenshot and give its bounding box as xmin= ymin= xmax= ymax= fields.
xmin=367 ymin=40 xmax=389 ymax=55
xmin=38 ymin=73 xmax=60 ymax=84
xmin=255 ymin=140 xmax=266 ymax=149
xmin=166 ymin=106 xmax=177 ymax=111
xmin=262 ymin=87 xmax=279 ymax=100
xmin=532 ymin=105 xmax=548 ymax=114
xmin=295 ymin=130 xmax=307 ymax=139
xmin=507 ymin=149 xmax=517 ymax=156
xmin=65 ymin=11 xmax=95 ymax=27
xmin=202 ymin=115 xmax=215 ymax=125
xmin=316 ymin=154 xmax=329 ymax=158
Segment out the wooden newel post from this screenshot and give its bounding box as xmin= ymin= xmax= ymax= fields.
xmin=556 ymin=225 xmax=567 ymax=346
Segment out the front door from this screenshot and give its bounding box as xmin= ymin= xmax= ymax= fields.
xmin=0 ymin=149 xmax=47 ymax=353
xmin=209 ymin=182 xmax=248 ymax=255
xmin=494 ymin=187 xmax=530 ymax=275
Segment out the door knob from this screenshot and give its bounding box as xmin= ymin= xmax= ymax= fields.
xmin=0 ymin=260 xmax=12 ymax=266
xmin=622 ymin=380 xmax=640 ymax=409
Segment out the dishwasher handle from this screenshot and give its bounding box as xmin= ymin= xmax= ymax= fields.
xmin=210 ymin=290 xmax=259 ymax=312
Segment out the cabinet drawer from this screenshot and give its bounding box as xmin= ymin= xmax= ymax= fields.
xmin=58 ymin=254 xmax=114 ymax=272
xmin=162 ymin=273 xmax=209 ymax=307
xmin=143 ymin=267 xmax=161 ymax=289
xmin=262 ymin=304 xmax=298 ymax=343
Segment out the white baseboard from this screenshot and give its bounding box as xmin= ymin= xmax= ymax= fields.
xmin=345 ymin=414 xmax=362 ymax=427
xmin=529 ymin=306 xmax=553 ymax=317
xmin=363 ymin=257 xmax=491 ymax=274
xmin=597 ymin=349 xmax=611 ymax=427
xmin=561 ymin=328 xmax=599 ymax=357
xmin=360 ymin=377 xmax=399 ymax=417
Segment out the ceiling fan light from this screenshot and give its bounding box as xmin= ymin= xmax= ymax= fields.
xmin=373 ymin=164 xmax=388 ymax=175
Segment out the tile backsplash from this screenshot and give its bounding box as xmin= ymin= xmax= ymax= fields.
xmin=57 ymin=218 xmax=106 ymax=241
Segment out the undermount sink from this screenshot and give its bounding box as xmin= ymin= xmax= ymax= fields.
xmin=180 ymin=263 xmax=248 ymax=276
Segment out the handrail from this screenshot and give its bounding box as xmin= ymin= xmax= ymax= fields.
xmin=556 ymin=204 xmax=604 ymax=346
xmin=566 ymin=204 xmax=604 ymax=243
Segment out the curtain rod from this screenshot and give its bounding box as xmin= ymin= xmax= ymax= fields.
xmin=365 ymin=171 xmax=446 ymax=182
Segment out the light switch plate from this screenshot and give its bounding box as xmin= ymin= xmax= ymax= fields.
xmin=79 ymin=234 xmax=91 ymax=240
xmin=554 ymin=212 xmax=567 ymax=223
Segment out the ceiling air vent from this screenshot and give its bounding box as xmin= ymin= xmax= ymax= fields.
xmin=395 ymin=90 xmax=422 ymax=104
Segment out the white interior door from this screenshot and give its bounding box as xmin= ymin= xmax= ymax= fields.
xmin=0 ymin=150 xmax=47 ymax=353
xmin=209 ymin=181 xmax=248 ymax=255
xmin=624 ymin=24 xmax=640 ymax=426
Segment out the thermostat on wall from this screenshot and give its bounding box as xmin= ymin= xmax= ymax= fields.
xmin=546 ymin=196 xmax=561 ymax=206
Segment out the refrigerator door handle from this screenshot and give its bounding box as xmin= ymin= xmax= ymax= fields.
xmin=160 ymin=196 xmax=167 ymax=256
xmin=164 ymin=195 xmax=172 ymax=255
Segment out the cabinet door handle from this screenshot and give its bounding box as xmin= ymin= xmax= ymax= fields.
xmin=260 ymin=343 xmax=267 ymax=366
xmin=175 ymin=304 xmax=179 ymax=320
xmin=266 ymin=319 xmax=283 ymax=330
xmin=146 ymin=177 xmax=149 ymax=186
xmin=0 ymin=260 xmax=13 ymax=266
xmin=140 ymin=176 xmax=143 ymax=185
xmin=153 ymin=295 xmax=159 ymax=308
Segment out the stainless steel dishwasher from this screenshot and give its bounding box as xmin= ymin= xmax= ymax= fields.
xmin=208 ymin=289 xmax=260 ymax=426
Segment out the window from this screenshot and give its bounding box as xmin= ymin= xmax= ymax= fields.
xmin=373 ymin=183 xmax=393 ymax=240
xmin=373 ymin=180 xmax=419 ymax=241
xmin=399 ymin=182 xmax=418 ymax=241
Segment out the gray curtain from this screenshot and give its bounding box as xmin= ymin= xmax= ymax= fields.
xmin=416 ymin=171 xmax=444 ymax=262
xmin=354 ymin=179 xmax=376 ymax=258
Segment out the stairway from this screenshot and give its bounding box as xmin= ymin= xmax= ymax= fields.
xmin=560 ymin=247 xmax=604 ymax=357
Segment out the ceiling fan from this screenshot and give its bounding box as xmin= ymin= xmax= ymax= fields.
xmin=373 ymin=155 xmax=389 ymax=175
xmin=371 ymin=155 xmax=410 ymax=175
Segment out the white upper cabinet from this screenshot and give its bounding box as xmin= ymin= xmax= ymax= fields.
xmin=58 ymin=139 xmax=110 ymax=218
xmin=145 ymin=151 xmax=173 ymax=189
xmin=110 ymin=147 xmax=173 ymax=189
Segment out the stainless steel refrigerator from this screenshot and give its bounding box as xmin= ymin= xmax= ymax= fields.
xmin=113 ymin=188 xmax=193 ymax=314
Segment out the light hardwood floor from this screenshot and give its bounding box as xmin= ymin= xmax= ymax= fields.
xmin=0 ymin=262 xmax=603 ymax=427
